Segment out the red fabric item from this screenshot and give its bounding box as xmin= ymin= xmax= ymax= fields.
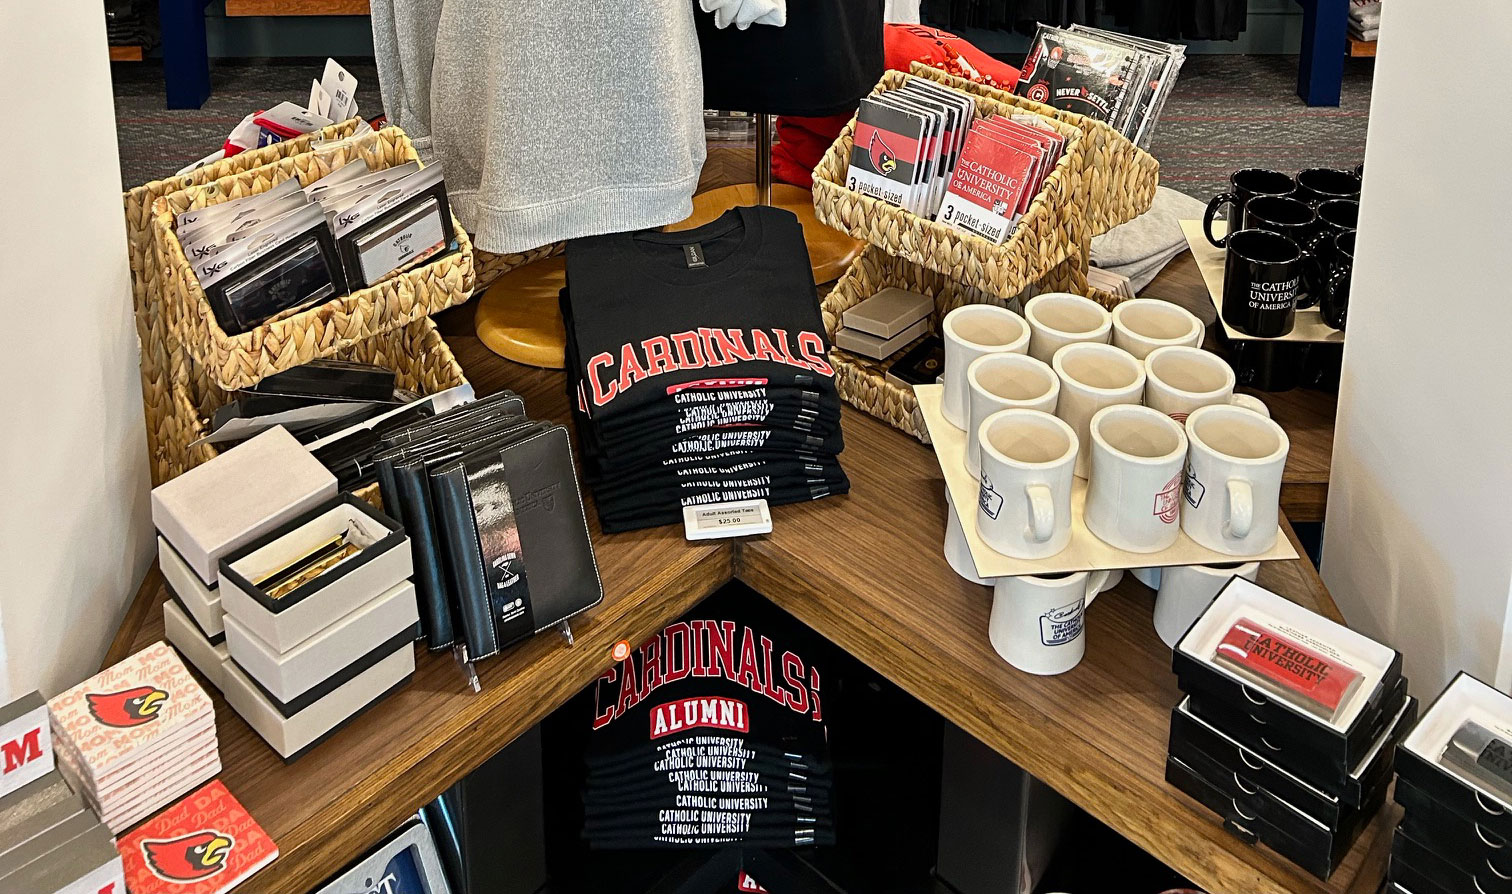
xmin=772 ymin=25 xmax=1022 ymax=189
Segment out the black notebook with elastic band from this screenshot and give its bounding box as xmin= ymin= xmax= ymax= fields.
xmin=429 ymin=425 xmax=602 ymax=660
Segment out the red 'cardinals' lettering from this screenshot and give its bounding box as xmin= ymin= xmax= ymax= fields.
xmin=593 ymin=620 xmax=821 ymax=728
xmin=142 ymin=830 xmax=234 ymax=881
xmin=583 ymin=328 xmax=833 ymax=407
xmin=87 ymin=686 xmax=168 ymax=728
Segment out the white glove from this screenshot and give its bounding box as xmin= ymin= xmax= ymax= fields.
xmin=701 ymin=0 xmax=785 ymax=29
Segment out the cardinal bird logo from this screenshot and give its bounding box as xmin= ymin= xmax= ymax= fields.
xmin=868 ymin=132 xmax=898 ymax=175
xmin=86 ymin=686 xmax=168 ymax=728
xmin=142 ymin=830 xmax=235 ymax=882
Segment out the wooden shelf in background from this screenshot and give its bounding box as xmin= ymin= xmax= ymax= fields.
xmin=1347 ymin=37 xmax=1378 ymax=57
xmin=224 ymin=0 xmax=369 ymax=15
xmin=109 ymin=45 xmax=143 ymax=61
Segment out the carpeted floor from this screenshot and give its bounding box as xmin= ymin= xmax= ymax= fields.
xmin=111 ymin=54 xmax=1374 ymax=202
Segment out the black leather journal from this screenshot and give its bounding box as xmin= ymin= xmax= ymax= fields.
xmin=429 ymin=425 xmax=602 ymax=661
xmin=375 ymin=416 xmax=540 ymax=650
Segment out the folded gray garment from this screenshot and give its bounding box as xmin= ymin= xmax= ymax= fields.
xmin=1089 ymin=186 xmax=1207 ymax=295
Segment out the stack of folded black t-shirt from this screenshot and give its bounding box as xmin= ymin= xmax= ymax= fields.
xmin=581 ymin=605 xmax=835 ymax=850
xmin=561 ymin=205 xmax=849 ymax=532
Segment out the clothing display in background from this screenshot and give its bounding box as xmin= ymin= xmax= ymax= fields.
xmin=700 ymin=0 xmax=785 ymax=30
xmin=772 ymin=24 xmax=1021 ymax=189
xmin=923 ymin=0 xmax=1249 ymax=41
xmin=696 ymin=0 xmax=885 ymax=116
xmin=1348 ymin=0 xmax=1380 ymax=41
xmin=561 ymin=206 xmax=849 ymax=532
xmin=369 ymin=0 xmax=706 ymax=254
xmin=581 ymin=594 xmax=835 ymax=849
xmin=1091 ymin=186 xmax=1209 ymax=297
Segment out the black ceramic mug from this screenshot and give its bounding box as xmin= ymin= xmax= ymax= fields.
xmin=1298 ymin=198 xmax=1358 ymax=307
xmin=1222 ymin=229 xmax=1305 ymax=338
xmin=1203 ymin=169 xmax=1297 ymax=247
xmin=1294 ymin=167 xmax=1361 ymax=206
xmin=1319 ymin=230 xmax=1355 ymax=331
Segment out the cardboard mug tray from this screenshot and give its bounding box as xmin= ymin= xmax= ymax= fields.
xmin=915 ymin=383 xmax=1298 ymax=578
xmin=1179 ymin=219 xmax=1344 ymax=345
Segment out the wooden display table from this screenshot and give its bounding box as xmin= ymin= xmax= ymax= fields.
xmin=106 ymin=326 xmax=1383 ymax=894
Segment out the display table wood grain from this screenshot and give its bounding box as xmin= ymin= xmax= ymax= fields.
xmin=1145 ymin=251 xmax=1338 ymax=522
xmin=105 ymin=332 xmax=1384 ymax=894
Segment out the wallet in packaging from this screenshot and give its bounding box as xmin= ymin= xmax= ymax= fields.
xmin=176 ymin=176 xmax=302 ymax=238
xmin=1441 ymin=719 xmax=1512 ymax=806
xmin=332 ymin=165 xmax=455 ymax=289
xmin=195 ymin=203 xmax=344 ymax=335
xmin=247 ymin=359 xmax=398 ymax=405
xmin=429 ymin=425 xmax=602 ymax=661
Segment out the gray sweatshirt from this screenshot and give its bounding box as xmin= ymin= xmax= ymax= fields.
xmin=371 ymin=0 xmax=707 ymax=254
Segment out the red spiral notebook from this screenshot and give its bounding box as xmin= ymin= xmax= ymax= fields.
xmin=1213 ymin=617 xmax=1363 ymax=721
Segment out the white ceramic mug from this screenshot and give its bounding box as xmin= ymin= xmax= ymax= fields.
xmin=1051 ymin=342 xmax=1146 ymax=479
xmin=1110 ymin=298 xmax=1204 ymax=360
xmin=1085 ymin=405 xmax=1189 ymax=553
xmin=1144 ymin=346 xmax=1270 ymax=423
xmin=976 ymin=409 xmax=1077 ymax=560
xmin=944 ymin=491 xmax=991 ymax=586
xmin=942 ymin=304 xmax=1031 ymax=429
xmin=1153 ymin=561 xmax=1260 ymax=648
xmin=965 ymin=353 xmax=1060 ymax=479
xmin=1023 ymin=293 xmax=1112 ymax=364
xmin=1181 ymin=404 xmax=1290 ymax=555
xmin=989 ymin=570 xmax=1113 ymax=675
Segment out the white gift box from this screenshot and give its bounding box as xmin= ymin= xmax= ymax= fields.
xmin=159 ymin=536 xmax=224 ymax=639
xmin=151 ymin=427 xmax=337 ymax=585
xmin=222 ymin=641 xmax=414 ymax=762
xmin=163 ymin=599 xmax=231 ymax=691
xmin=226 ymin=580 xmax=418 ymax=710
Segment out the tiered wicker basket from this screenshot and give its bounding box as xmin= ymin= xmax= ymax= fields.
xmin=124 ymin=120 xmax=367 ymax=485
xmin=157 ymin=318 xmax=468 ymax=490
xmin=149 ymin=127 xmax=475 ymax=392
xmin=811 ymin=63 xmax=1161 ymax=440
xmin=126 ymin=123 xmax=476 ymax=486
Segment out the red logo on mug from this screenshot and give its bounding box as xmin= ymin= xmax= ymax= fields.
xmin=1154 ymin=473 xmax=1182 ymax=524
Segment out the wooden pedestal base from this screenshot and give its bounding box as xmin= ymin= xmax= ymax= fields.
xmin=473 ymin=257 xmax=568 ymax=370
xmin=667 ymin=182 xmax=865 ymax=285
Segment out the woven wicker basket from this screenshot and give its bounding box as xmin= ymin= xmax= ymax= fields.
xmin=150 ymin=126 xmax=476 ymax=392
xmin=155 ymin=318 xmax=468 ymax=491
xmin=473 ymin=242 xmax=564 ymax=292
xmin=826 ymin=247 xmax=1023 ymax=441
xmin=812 ymin=64 xmax=1160 ymax=310
xmin=124 ymin=120 xmax=367 ymax=486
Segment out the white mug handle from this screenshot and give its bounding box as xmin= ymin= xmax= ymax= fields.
xmin=1026 ymin=484 xmax=1055 ymax=543
xmin=1229 ymin=393 xmax=1270 ymax=418
xmin=1084 ymin=569 xmax=1112 ymax=606
xmin=1227 ymin=479 xmax=1254 ymax=539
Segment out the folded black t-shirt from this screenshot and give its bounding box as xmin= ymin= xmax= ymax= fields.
xmin=563 ymin=207 xmax=837 ymax=424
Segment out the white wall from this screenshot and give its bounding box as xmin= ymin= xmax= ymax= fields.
xmin=1321 ymin=2 xmax=1512 ymax=695
xmin=0 ymin=0 xmax=153 ymax=698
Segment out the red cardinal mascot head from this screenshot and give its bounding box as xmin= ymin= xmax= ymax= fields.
xmin=143 ymin=831 xmax=234 ymax=882
xmin=87 ymin=686 xmax=168 ymax=728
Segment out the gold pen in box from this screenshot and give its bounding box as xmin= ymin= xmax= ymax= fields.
xmin=253 ymin=528 xmax=362 ymax=599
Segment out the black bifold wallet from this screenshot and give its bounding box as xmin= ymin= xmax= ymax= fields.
xmin=430 ymin=425 xmax=603 ymax=661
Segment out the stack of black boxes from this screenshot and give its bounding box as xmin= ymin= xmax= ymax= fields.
xmin=1390 ymin=673 xmax=1512 ymax=894
xmin=1164 ymin=577 xmax=1416 ymax=880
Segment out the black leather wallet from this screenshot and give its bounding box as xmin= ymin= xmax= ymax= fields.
xmin=430 ymin=425 xmax=602 ymax=661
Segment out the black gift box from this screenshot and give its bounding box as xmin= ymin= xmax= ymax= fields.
xmin=1396 ymin=776 xmax=1512 ymax=880
xmin=1396 ymin=672 xmax=1512 ymax=847
xmin=1174 ymin=577 xmax=1406 ymax=784
xmin=1187 ymin=674 xmax=1409 ymax=794
xmin=1165 ymin=754 xmax=1349 ymax=880
xmin=1170 ymin=693 xmax=1413 ymax=825
xmin=1391 ymin=827 xmax=1512 ymax=894
xmin=1389 ymin=854 xmax=1457 ymax=894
